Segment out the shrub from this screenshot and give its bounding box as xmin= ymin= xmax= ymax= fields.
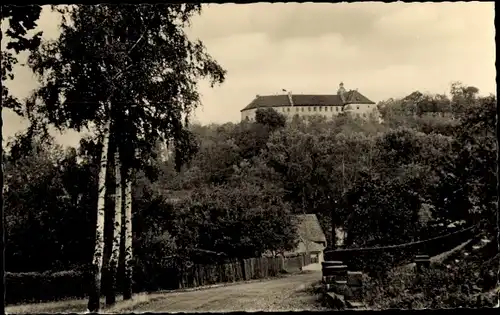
xmin=327 ymin=225 xmax=476 ymax=279
xmin=364 ymin=238 xmax=498 ymax=309
xmin=6 ymin=268 xmax=88 ymax=305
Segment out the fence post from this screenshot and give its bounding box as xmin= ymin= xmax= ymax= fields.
xmin=322 ymin=261 xmax=346 ymax=292
xmin=346 ymin=271 xmax=363 ymax=301
xmin=414 ymin=254 xmax=430 ymax=273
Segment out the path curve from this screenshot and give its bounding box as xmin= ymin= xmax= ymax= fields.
xmin=114 ymin=271 xmax=324 ymax=312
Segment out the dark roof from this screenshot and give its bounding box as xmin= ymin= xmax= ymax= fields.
xmin=241 ymin=90 xmax=375 ymax=112
xmin=293 ymin=214 xmax=327 ymax=244
xmin=164 ymin=190 xmax=193 ymax=204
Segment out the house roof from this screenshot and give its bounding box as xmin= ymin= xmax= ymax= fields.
xmin=241 ymin=90 xmax=375 ymax=112
xmin=293 ymin=214 xmax=327 ymax=244
xmin=164 ymin=190 xmax=193 ymax=204
xmin=294 ymin=239 xmax=326 ymax=253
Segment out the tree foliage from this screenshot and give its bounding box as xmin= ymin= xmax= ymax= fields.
xmin=255 ymin=108 xmax=286 ymax=130
xmin=28 ymin=4 xmax=225 ymax=173
xmin=4 ymin=76 xmax=496 ymax=310
xmin=1 ymin=5 xmax=43 ymax=112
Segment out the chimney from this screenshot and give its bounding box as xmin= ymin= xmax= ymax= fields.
xmin=287 ymin=91 xmax=294 ymax=106
xmin=338 ymin=82 xmax=346 ymax=103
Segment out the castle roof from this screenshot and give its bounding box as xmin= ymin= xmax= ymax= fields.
xmin=241 ymin=90 xmax=375 ymax=112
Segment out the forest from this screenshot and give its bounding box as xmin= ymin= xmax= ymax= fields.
xmin=5 ymin=80 xmax=496 ymax=274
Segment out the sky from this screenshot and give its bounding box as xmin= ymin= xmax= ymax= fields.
xmin=2 ymin=2 xmax=496 ymax=148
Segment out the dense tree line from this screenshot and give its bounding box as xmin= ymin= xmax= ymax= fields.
xmin=5 ymin=81 xmax=495 ymax=273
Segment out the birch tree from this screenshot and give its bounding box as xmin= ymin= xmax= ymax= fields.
xmin=105 ymin=151 xmax=122 ymax=305
xmin=27 ymin=4 xmax=225 ymax=311
xmin=121 ymin=170 xmax=133 ymax=300
xmin=88 ymin=120 xmax=110 ymax=311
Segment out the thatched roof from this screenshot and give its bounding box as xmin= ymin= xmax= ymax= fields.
xmin=293 ymin=214 xmax=327 ymax=244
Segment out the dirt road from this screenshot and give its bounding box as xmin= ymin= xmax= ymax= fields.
xmin=115 ymin=270 xmax=325 ymax=312
xmin=6 ymin=271 xmax=325 ymax=314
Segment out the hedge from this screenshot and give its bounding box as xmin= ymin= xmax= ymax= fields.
xmin=6 ymin=268 xmax=89 ymax=305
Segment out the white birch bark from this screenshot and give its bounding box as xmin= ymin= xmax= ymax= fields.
xmin=105 ymin=150 xmax=122 ymax=305
xmin=122 ymin=169 xmax=133 ymax=300
xmin=87 ymin=120 xmax=111 ymax=312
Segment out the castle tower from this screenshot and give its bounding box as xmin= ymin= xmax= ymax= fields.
xmin=337 ymin=82 xmax=346 ymax=103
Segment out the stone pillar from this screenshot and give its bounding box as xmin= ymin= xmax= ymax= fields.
xmin=346 ymin=271 xmax=363 ymax=301
xmin=414 ymin=254 xmax=430 ymax=273
xmin=322 ymin=261 xmax=347 ymax=292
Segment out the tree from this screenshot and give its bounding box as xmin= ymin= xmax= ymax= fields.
xmin=255 ymin=108 xmax=286 ymax=130
xmin=89 ymin=119 xmax=110 ymax=309
xmin=450 ymin=81 xmax=480 ymax=115
xmin=1 ymin=4 xmax=42 ymax=304
xmin=231 ymin=122 xmax=268 ymax=161
xmin=264 ymin=126 xmax=377 ymax=246
xmin=105 ymin=151 xmax=122 ymax=305
xmin=343 ymin=173 xmax=421 ymax=248
xmin=1 ymin=5 xmax=43 ymax=113
xmin=4 ymin=137 xmax=97 ymax=272
xmin=172 ymin=129 xmax=199 ymax=172
xmin=449 ymin=95 xmax=496 ymax=229
xmin=172 ymin=183 xmax=298 ymax=259
xmin=28 ymin=4 xmax=225 ymax=311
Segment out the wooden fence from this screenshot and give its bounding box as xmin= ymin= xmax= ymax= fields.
xmin=324 ymin=224 xmax=477 ymax=277
xmin=176 ymin=253 xmax=312 ymax=289
xmin=7 ymin=252 xmax=315 ymax=305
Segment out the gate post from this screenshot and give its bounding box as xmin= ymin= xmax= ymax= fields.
xmin=414 ymin=254 xmax=430 ymax=273
xmin=322 ymin=261 xmax=347 ymax=292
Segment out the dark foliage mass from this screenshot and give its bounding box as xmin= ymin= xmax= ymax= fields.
xmin=1 ymin=5 xmax=43 ymax=112
xmin=5 ymin=80 xmax=495 ymax=269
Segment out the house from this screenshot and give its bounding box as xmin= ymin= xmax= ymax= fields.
xmin=240 ymin=82 xmax=376 ymax=122
xmin=285 ymin=214 xmax=328 ymax=264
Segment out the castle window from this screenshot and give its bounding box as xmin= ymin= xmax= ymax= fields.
xmin=336 ymin=107 xmax=339 ymax=112
xmin=301 ymin=107 xmax=304 ymax=112
xmin=287 ymin=108 xmax=290 ymax=112
xmin=319 ymin=106 xmax=322 ymax=112
xmin=356 ymin=106 xmax=360 ymax=110
xmin=308 ymin=107 xmax=311 ymax=112
xmin=330 ymin=107 xmax=333 ymax=111
xmin=362 ymin=113 xmax=366 ymax=118
xmin=313 ymin=107 xmax=317 ymax=111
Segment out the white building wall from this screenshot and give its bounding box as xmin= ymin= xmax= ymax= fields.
xmin=241 ymin=104 xmax=377 ymax=122
xmin=343 ymin=103 xmax=377 ymax=119
xmin=241 ymin=108 xmax=258 ymax=121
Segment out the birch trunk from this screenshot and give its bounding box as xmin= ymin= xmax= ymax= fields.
xmin=105 ymin=151 xmax=122 ymax=306
xmin=121 ymin=170 xmax=133 ymax=300
xmin=0 ymin=105 xmax=5 ymax=305
xmin=88 ymin=120 xmax=111 ymax=312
